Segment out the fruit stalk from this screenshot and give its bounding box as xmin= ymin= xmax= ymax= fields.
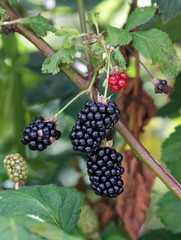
xmin=104 ymin=51 xmax=111 ymax=98
xmin=126 ymin=46 xmax=153 ymax=78
xmin=54 ymin=90 xmax=87 ymax=120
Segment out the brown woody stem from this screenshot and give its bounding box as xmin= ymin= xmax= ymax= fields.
xmin=1 ymin=1 xmax=181 ymax=199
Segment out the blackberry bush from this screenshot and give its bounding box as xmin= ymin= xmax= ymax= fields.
xmin=70 ymin=101 xmax=120 ymax=153
xmin=87 ymin=147 xmax=124 ymax=198
xmin=21 ymin=116 xmax=61 ymax=151
xmin=0 ymin=1 xmax=180 ymax=240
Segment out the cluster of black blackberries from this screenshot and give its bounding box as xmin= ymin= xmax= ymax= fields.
xmin=70 ymin=100 xmax=124 ymax=198
xmin=87 ymin=147 xmax=124 ymax=198
xmin=21 ymin=116 xmax=61 ymax=151
xmin=157 ymin=80 xmax=167 ymax=93
xmin=70 ymin=101 xmax=120 ymax=153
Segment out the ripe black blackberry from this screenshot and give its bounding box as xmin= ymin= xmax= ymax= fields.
xmin=21 ymin=116 xmax=61 ymax=151
xmin=157 ymin=83 xmax=164 ymax=93
xmin=70 ymin=101 xmax=120 ymax=153
xmin=87 ymin=147 xmax=124 ymax=198
xmin=157 ymin=80 xmax=167 ymax=93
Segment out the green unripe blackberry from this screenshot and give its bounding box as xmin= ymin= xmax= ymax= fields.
xmin=3 ymin=153 xmax=28 ymax=183
xmin=78 ymin=204 xmax=99 ymax=237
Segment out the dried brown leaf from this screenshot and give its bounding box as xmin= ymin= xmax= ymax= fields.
xmin=115 ymin=150 xmax=155 ymax=240
xmin=115 ymin=78 xmax=157 ymax=131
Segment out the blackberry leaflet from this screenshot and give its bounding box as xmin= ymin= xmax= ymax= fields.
xmin=21 ymin=116 xmax=61 ymax=151
xmin=87 ymin=147 xmax=124 ymax=198
xmin=70 ymin=101 xmax=120 ymax=153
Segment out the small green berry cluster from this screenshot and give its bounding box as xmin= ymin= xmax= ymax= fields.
xmin=3 ymin=153 xmax=28 ymax=183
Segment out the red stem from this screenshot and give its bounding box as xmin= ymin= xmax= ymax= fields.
xmin=126 ymin=46 xmax=153 ymax=78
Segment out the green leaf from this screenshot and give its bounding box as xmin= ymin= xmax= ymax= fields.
xmin=161 ymin=125 xmax=181 ymax=183
xmin=55 ymin=27 xmax=80 ymax=37
xmin=132 ymin=29 xmax=178 ymax=75
xmin=55 ymin=27 xmax=80 ymax=49
xmin=86 ymin=10 xmax=99 ymax=26
xmin=126 ymin=7 xmax=156 ymax=31
xmin=112 ymin=49 xmax=127 ymax=70
xmin=152 ymin=0 xmax=181 ymax=22
xmin=90 ymin=56 xmax=98 ymax=68
xmin=0 ymin=185 xmax=81 ymax=232
xmin=158 ymin=72 xmax=181 ymax=117
xmin=0 ymin=216 xmax=42 ymax=240
xmin=42 ymin=47 xmax=76 ymax=75
xmin=22 ymin=15 xmax=55 ymax=37
xmin=157 ymin=191 xmax=181 ymax=233
xmin=108 ymin=26 xmax=132 ymax=47
xmin=139 ymin=229 xmax=181 ymax=240
xmin=101 ymin=222 xmax=126 ymax=240
xmin=141 ymin=14 xmax=181 ymax=42
xmin=32 ymin=222 xmax=84 ymax=240
xmin=62 ymin=38 xmax=73 ymax=48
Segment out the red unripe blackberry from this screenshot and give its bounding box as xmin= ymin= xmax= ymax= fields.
xmin=21 ymin=116 xmax=61 ymax=151
xmin=115 ymin=74 xmax=120 ymax=80
xmin=108 ymin=76 xmax=118 ymax=86
xmin=109 ymin=72 xmax=128 ymax=93
xmin=87 ymin=147 xmax=124 ymax=198
xmin=117 ymin=79 xmax=127 ymax=89
xmin=110 ymin=85 xmax=120 ymax=92
xmin=119 ymin=72 xmax=128 ymax=80
xmin=70 ymin=101 xmax=120 ymax=153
